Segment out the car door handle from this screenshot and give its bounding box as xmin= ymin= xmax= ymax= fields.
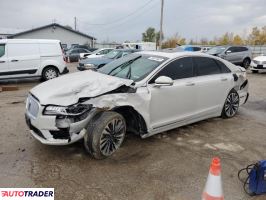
xmin=220 ymin=78 xmax=228 ymax=81
xmin=11 ymin=59 xmax=18 ymax=62
xmin=185 ymin=82 xmax=195 ymax=86
xmin=0 ymin=60 xmax=5 ymax=63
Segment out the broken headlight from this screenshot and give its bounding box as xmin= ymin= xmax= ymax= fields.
xmin=43 ymin=104 xmax=92 ymax=116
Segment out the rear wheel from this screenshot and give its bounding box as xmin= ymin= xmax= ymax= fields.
xmin=84 ymin=111 xmax=126 ymax=159
xmin=251 ymin=70 xmax=258 ymax=73
xmin=42 ymin=66 xmax=59 ymax=81
xmin=242 ymin=58 xmax=250 ymax=69
xmin=221 ymin=90 xmax=239 ymax=118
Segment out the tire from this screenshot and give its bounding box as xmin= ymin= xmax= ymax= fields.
xmin=84 ymin=111 xmax=126 ymax=159
xmin=242 ymin=58 xmax=250 ymax=69
xmin=221 ymin=89 xmax=240 ymax=118
xmin=251 ymin=70 xmax=258 ymax=73
xmin=42 ymin=66 xmax=59 ymax=81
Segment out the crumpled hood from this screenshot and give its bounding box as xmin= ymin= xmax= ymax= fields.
xmin=80 ymin=57 xmax=113 ymax=65
xmin=253 ymin=56 xmax=266 ymax=62
xmin=30 ymin=71 xmax=133 ymax=106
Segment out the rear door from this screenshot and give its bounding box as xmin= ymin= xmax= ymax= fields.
xmin=8 ymin=43 xmax=40 ymax=76
xmin=192 ymin=56 xmax=232 ymax=115
xmin=224 ymin=47 xmax=241 ymax=63
xmin=0 ymin=43 xmax=9 ymax=75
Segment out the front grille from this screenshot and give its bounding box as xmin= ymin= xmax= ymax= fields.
xmin=79 ymin=63 xmax=84 ymax=67
xmin=26 ymin=95 xmax=39 ymax=119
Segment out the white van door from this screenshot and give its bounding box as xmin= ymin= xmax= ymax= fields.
xmin=0 ymin=43 xmax=9 ymax=74
xmin=7 ymin=43 xmax=40 ymax=77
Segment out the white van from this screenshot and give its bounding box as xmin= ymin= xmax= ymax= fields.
xmin=0 ymin=39 xmax=68 ymax=81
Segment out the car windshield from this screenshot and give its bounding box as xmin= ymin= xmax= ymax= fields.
xmin=105 ymin=50 xmax=122 ymax=59
xmin=98 ymin=53 xmax=167 ymax=81
xmin=207 ymin=46 xmax=226 ymax=54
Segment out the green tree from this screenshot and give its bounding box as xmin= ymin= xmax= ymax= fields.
xmin=142 ymin=27 xmax=156 ymax=42
xmin=232 ymin=35 xmax=243 ymax=45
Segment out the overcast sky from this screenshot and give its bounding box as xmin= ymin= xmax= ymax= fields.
xmin=0 ymin=0 xmax=265 ymax=42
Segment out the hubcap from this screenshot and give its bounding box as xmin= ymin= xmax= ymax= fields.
xmin=45 ymin=69 xmax=57 ymax=80
xmin=225 ymin=92 xmax=239 ymax=117
xmin=99 ymin=118 xmax=125 ymax=156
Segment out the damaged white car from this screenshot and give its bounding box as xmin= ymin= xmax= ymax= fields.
xmin=25 ymin=51 xmax=249 ymax=159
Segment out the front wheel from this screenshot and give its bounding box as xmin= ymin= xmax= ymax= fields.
xmin=84 ymin=111 xmax=126 ymax=159
xmin=42 ymin=66 xmax=59 ymax=81
xmin=221 ymin=90 xmax=240 ymax=118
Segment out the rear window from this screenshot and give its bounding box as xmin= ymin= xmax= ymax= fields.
xmin=0 ymin=44 xmax=5 ymax=57
xmin=214 ymin=59 xmax=231 ymax=73
xmin=193 ymin=57 xmax=221 ymax=76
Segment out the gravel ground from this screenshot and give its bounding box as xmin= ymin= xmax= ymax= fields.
xmin=0 ymin=63 xmax=265 ymax=200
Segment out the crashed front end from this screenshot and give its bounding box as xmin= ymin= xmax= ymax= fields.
xmin=25 ymin=94 xmax=102 ymax=145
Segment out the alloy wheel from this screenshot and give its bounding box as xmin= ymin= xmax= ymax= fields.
xmin=45 ymin=69 xmax=57 ymax=80
xmin=99 ymin=118 xmax=125 ymax=156
xmin=225 ymin=92 xmax=239 ymax=117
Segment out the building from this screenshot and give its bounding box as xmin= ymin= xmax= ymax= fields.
xmin=0 ymin=33 xmax=12 ymax=39
xmin=8 ymin=23 xmax=96 ymax=49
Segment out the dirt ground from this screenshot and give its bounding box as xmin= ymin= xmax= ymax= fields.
xmin=0 ymin=63 xmax=265 ymax=200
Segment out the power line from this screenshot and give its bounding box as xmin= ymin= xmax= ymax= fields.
xmin=81 ymin=0 xmax=156 ymax=26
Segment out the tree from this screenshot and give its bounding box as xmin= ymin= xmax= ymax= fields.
xmin=232 ymin=35 xmax=243 ymax=45
xmin=218 ymin=32 xmax=234 ymax=45
xmin=142 ymin=27 xmax=156 ymax=42
xmin=161 ymin=33 xmax=186 ymax=48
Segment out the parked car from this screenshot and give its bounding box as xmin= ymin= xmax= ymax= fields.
xmin=77 ymin=49 xmax=138 ymax=70
xmin=65 ymin=48 xmax=91 ymax=62
xmin=80 ymin=48 xmax=114 ymax=59
xmin=0 ymin=39 xmax=68 ymax=81
xmin=201 ymin=47 xmax=212 ymax=53
xmin=25 ymin=51 xmax=249 ymax=159
xmin=250 ymin=55 xmax=266 ymax=73
xmin=180 ymin=45 xmax=202 ymax=52
xmin=206 ymin=46 xmax=252 ymax=69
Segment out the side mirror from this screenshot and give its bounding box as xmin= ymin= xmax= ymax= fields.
xmin=155 ymin=76 xmax=174 ymax=87
xmin=225 ymin=50 xmax=232 ymax=54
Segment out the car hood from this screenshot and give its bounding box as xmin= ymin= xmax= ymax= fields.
xmin=253 ymin=56 xmax=266 ymax=62
xmin=30 ymin=71 xmax=134 ymax=106
xmin=79 ymin=57 xmax=113 ymax=65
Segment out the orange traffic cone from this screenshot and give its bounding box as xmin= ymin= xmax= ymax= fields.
xmin=202 ymin=157 xmax=224 ymax=200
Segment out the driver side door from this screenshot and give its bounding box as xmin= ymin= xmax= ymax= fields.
xmin=147 ymin=57 xmax=197 ymax=131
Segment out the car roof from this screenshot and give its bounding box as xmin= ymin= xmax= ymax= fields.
xmin=136 ymin=50 xmax=216 ymax=59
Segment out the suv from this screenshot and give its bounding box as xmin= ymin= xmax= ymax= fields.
xmin=206 ymin=46 xmax=252 ymax=68
xmin=25 ymin=51 xmax=249 ymax=159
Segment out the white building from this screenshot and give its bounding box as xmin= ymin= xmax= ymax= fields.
xmin=9 ymin=23 xmax=96 ymax=49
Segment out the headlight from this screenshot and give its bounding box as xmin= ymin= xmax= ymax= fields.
xmin=43 ymin=104 xmax=92 ymax=116
xmin=84 ymin=63 xmax=96 ymax=70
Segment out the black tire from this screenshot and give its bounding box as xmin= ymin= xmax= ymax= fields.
xmin=42 ymin=66 xmax=59 ymax=81
xmin=251 ymin=70 xmax=258 ymax=73
xmin=221 ymin=89 xmax=240 ymax=118
xmin=84 ymin=111 xmax=126 ymax=159
xmin=242 ymin=58 xmax=250 ymax=69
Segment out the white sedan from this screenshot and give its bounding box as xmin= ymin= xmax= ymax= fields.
xmin=250 ymin=55 xmax=266 ymax=73
xmin=80 ymin=48 xmax=114 ymax=59
xmin=25 ymin=51 xmax=249 ymax=159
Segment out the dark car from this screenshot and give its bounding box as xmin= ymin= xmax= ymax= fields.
xmin=66 ymin=48 xmax=91 ymax=62
xmin=77 ymin=49 xmax=139 ymax=70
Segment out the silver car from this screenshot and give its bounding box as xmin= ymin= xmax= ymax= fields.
xmin=207 ymin=46 xmax=252 ymax=69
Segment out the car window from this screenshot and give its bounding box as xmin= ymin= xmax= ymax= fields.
xmin=214 ymin=59 xmax=231 ymax=73
xmin=72 ymin=49 xmax=79 ymax=53
xmin=237 ymin=47 xmax=248 ymax=52
xmin=193 ymin=47 xmax=201 ymax=51
xmin=150 ymin=57 xmax=194 ymax=83
xmin=0 ymin=44 xmax=5 ymax=57
xmin=79 ymin=49 xmax=87 ymax=53
xmin=193 ymin=57 xmax=221 ymax=76
xmin=227 ymin=47 xmax=238 ymax=53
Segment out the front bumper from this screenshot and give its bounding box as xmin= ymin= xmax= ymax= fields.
xmin=25 ymin=103 xmax=99 ymax=145
xmin=250 ymin=62 xmax=266 ymax=72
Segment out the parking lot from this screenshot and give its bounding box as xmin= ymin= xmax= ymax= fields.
xmin=0 ymin=63 xmax=265 ymax=200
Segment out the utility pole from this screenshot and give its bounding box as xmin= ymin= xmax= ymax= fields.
xmin=74 ymin=17 xmax=77 ymax=30
xmin=159 ymin=0 xmax=164 ymax=49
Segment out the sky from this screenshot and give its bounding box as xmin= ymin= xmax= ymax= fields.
xmin=0 ymin=0 xmax=266 ymax=43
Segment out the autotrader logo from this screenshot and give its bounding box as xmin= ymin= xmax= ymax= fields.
xmin=0 ymin=188 xmax=54 ymax=200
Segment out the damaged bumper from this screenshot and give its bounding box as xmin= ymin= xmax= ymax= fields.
xmin=25 ymin=96 xmax=99 ymax=145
